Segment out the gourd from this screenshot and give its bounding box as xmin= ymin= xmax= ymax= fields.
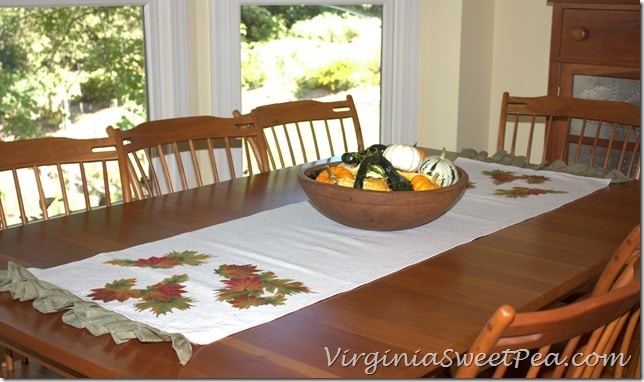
xmin=410 ymin=174 xmax=439 ymax=191
xmin=341 ymin=144 xmax=387 ymax=165
xmin=364 ymin=163 xmax=386 ymax=179
xmin=382 ymin=144 xmax=424 ymax=172
xmin=315 ymin=165 xmax=355 ymax=185
xmin=354 ymin=155 xmax=413 ymax=191
xmin=419 ymin=148 xmax=459 ymax=187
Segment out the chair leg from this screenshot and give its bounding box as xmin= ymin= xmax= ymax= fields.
xmin=4 ymin=347 xmax=15 ymax=372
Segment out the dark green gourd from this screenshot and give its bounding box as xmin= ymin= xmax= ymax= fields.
xmin=354 ymin=155 xmax=413 ymax=191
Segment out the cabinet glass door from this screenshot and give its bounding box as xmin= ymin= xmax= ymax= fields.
xmin=567 ymin=73 xmax=640 ymax=177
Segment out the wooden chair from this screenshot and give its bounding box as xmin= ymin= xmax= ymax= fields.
xmin=0 ymin=136 xmax=131 ymax=230
xmin=454 ymin=281 xmax=640 ymax=378
xmin=454 ymin=225 xmax=641 ymax=378
xmin=0 ymin=135 xmax=131 ymax=375
xmin=235 ymin=95 xmax=365 ymax=170
xmin=107 ymin=115 xmax=269 ymax=199
xmin=591 ymin=224 xmax=641 ymax=297
xmin=498 ymin=92 xmax=641 ymax=178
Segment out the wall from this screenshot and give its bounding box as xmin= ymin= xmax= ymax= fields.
xmin=486 ymin=0 xmax=552 ymax=153
xmin=418 ymin=1 xmax=463 ymax=150
xmin=418 ymin=0 xmax=552 ymax=153
xmin=187 ymin=0 xmax=553 ymax=154
xmin=457 ymin=0 xmax=495 ymax=152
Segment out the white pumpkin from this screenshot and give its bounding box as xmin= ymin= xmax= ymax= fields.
xmin=382 ymin=144 xmax=424 ymax=172
xmin=419 ymin=148 xmax=459 ymax=187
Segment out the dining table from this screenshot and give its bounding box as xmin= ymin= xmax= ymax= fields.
xmin=0 ymin=148 xmax=640 ymax=378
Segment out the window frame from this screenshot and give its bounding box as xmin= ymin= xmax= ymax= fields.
xmin=210 ymin=0 xmax=421 ymax=145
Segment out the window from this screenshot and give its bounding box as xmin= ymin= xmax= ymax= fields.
xmin=0 ymin=1 xmax=191 ymax=223
xmin=0 ymin=5 xmax=147 ymax=141
xmin=210 ymin=0 xmax=421 ymax=145
xmin=238 ymin=4 xmax=383 ymax=147
xmin=1 ymin=0 xmax=191 ymax=125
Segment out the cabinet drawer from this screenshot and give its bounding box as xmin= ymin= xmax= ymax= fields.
xmin=558 ymin=8 xmax=640 ymax=64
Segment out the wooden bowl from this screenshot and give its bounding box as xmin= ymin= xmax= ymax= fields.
xmin=297 ymin=161 xmax=469 ymax=231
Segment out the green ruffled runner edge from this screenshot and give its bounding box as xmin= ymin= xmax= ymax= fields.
xmin=459 ymin=148 xmax=632 ymax=184
xmin=0 ymin=261 xmax=193 ymax=366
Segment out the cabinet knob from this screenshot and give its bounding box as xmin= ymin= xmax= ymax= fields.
xmin=571 ymin=28 xmax=588 ymax=41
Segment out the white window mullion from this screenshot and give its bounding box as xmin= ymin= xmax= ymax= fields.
xmin=385 ymin=0 xmax=420 ymax=145
xmin=144 ymin=0 xmax=191 ymax=120
xmin=210 ymin=1 xmax=243 ymax=117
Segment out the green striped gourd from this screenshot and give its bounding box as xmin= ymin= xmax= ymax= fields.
xmin=419 ymin=148 xmax=459 ymax=187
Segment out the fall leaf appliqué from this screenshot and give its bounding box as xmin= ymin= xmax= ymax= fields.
xmin=482 ymin=168 xmax=567 ymax=198
xmin=87 ymin=278 xmax=140 ymax=302
xmin=483 ymin=169 xmax=549 ymax=185
xmin=214 ymin=264 xmax=312 ymax=309
xmin=104 ymin=250 xmax=211 ymax=268
xmin=494 ymin=187 xmax=568 ymax=198
xmin=88 ymin=274 xmax=194 ymax=316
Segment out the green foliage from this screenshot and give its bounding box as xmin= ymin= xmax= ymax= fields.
xmin=289 ymin=13 xmax=360 ymax=43
xmin=0 ymin=6 xmax=145 ymax=139
xmin=241 ymin=6 xmax=286 ymax=43
xmin=241 ymin=42 xmax=268 ymax=90
xmin=296 ymin=60 xmax=362 ymax=95
xmin=241 ymin=7 xmax=381 ymax=99
xmin=79 ymin=76 xmax=117 ymax=105
xmin=115 ymin=103 xmax=145 ymax=130
xmin=241 ymin=4 xmax=381 ymax=43
xmin=0 ymin=70 xmax=41 ymax=139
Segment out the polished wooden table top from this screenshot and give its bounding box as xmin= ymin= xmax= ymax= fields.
xmin=0 ymin=154 xmax=640 ymax=378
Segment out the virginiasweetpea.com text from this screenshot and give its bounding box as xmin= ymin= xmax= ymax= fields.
xmin=324 ymin=347 xmax=631 ymax=375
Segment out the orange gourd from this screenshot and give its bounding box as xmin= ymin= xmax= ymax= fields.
xmin=411 ymin=174 xmax=439 ymax=191
xmin=315 ymin=165 xmax=355 ymax=184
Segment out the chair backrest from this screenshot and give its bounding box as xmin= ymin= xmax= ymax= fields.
xmin=454 ymin=281 xmax=640 ymax=378
xmin=498 ymin=92 xmax=641 ymax=178
xmin=107 ymin=115 xmax=269 ymax=199
xmin=592 ymin=224 xmax=641 ymax=296
xmin=455 ymin=225 xmax=641 ymax=378
xmin=0 ymin=136 xmax=131 ymax=229
xmin=236 ymin=95 xmax=365 ymax=170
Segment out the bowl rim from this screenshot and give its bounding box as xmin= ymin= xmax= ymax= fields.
xmin=298 ymin=160 xmax=469 ymax=194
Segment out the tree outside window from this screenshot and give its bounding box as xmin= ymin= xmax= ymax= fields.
xmin=0 ymin=6 xmax=146 ymax=141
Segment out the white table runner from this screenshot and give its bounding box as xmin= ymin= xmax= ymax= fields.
xmin=22 ymin=158 xmax=610 ymax=362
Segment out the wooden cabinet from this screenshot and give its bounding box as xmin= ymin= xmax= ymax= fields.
xmin=546 ymin=0 xmax=640 ymax=163
xmin=548 ymin=0 xmax=640 ymax=97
